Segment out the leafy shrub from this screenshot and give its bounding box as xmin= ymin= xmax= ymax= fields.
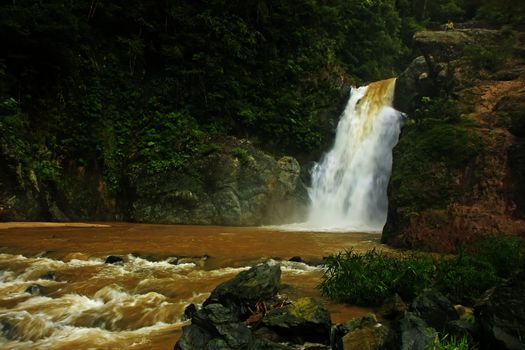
xmin=435 ymin=253 xmax=498 ymax=304
xmin=471 ymin=235 xmax=525 ymax=277
xmin=320 ymin=249 xmax=434 ymax=305
xmin=463 ymin=44 xmax=508 ymax=71
xmin=320 ymin=236 xmax=525 ymax=306
xmin=231 ymin=147 xmax=250 ymax=163
xmin=414 ymin=96 xmax=460 ymax=124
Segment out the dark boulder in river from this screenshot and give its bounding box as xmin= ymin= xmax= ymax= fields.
xmin=203 ymin=263 xmax=281 ymax=318
xmin=104 ymin=255 xmax=124 ymax=264
xmin=175 ymin=262 xmax=330 ymax=350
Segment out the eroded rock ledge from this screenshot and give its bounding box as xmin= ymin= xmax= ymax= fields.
xmin=384 ymin=27 xmax=525 ymax=252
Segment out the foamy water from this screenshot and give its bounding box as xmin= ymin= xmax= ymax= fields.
xmin=0 ymin=251 xmax=325 ymax=349
xmin=292 ymin=78 xmax=403 ymax=232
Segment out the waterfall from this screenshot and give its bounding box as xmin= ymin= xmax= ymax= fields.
xmin=305 ymin=78 xmax=402 ymax=232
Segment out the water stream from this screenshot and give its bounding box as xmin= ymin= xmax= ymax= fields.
xmin=0 ymin=223 xmax=384 ymax=349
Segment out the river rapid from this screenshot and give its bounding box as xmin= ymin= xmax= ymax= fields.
xmin=0 ymin=223 xmax=387 ymax=349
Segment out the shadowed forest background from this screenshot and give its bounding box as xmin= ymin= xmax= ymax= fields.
xmin=2 ymin=0 xmax=523 ymax=198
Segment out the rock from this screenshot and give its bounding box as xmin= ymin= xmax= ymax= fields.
xmin=496 ymin=92 xmax=525 ymax=137
xmin=174 ymin=320 xmax=214 ymax=350
xmin=341 ymin=323 xmax=394 ymax=350
xmin=475 ymin=271 xmax=525 ymax=350
xmin=104 ymin=255 xmax=124 ymax=264
xmin=193 ymin=303 xmax=240 ymax=326
xmin=377 ymin=294 xmax=407 ymax=320
xmin=454 ymin=304 xmax=474 ymax=320
xmin=393 ymin=56 xmax=437 ymax=113
xmin=331 ymin=314 xmax=395 ymax=350
xmin=203 ymin=263 xmax=281 ymax=318
xmin=0 ymin=148 xmax=116 ymax=222
xmin=398 ymin=312 xmax=438 ymax=350
xmin=183 ymin=304 xmax=197 ymax=321
xmin=39 ymin=272 xmax=56 ymax=281
xmin=261 ymin=297 xmax=331 ymax=345
xmin=176 ymin=303 xmax=252 ymax=350
xmin=383 ymin=28 xmax=525 ymax=252
xmin=444 ymin=319 xmax=478 ymax=345
xmin=25 ymin=284 xmax=46 ymax=295
xmin=176 ymin=302 xmax=294 ymax=350
xmin=176 ymin=255 xmax=209 ymax=267
xmin=302 ymin=345 xmax=331 ymax=350
xmin=413 ymin=29 xmax=507 ymax=63
xmin=409 ymin=289 xmax=458 ymax=331
xmin=130 ymin=136 xmax=308 ymax=226
xmin=288 ymin=256 xmax=303 ymax=263
xmin=252 ymin=327 xmax=282 ymax=343
xmin=176 ymin=263 xmax=283 ymax=349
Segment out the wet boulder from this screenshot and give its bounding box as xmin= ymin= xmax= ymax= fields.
xmin=261 ymin=297 xmax=331 ymax=345
xmin=175 ymin=303 xmax=252 ymax=350
xmin=475 ymin=271 xmax=525 ymax=350
xmin=39 ymin=272 xmax=56 ymax=281
xmin=25 ymin=284 xmax=46 ymax=295
xmin=104 ymin=255 xmax=124 ymax=264
xmin=398 ymin=312 xmax=438 ymax=350
xmin=176 ymin=263 xmax=288 ymax=350
xmin=409 ymin=289 xmax=458 ymax=331
xmin=183 ymin=304 xmax=197 ymax=321
xmin=288 ymin=256 xmax=303 ymax=263
xmin=331 ymin=313 xmax=395 ymax=350
xmin=444 ymin=319 xmax=478 ymax=346
xmin=377 ymin=294 xmax=408 ymax=320
xmin=203 ymin=263 xmax=281 ymax=318
xmin=393 ymin=56 xmax=436 ymax=114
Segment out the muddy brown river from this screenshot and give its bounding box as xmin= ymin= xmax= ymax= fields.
xmin=0 ymin=223 xmax=389 ymax=349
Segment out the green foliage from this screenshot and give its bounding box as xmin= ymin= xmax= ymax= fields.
xmin=0 ymin=0 xmax=520 ymax=200
xmin=135 ymin=111 xmax=205 ymax=174
xmin=320 ymin=236 xmax=525 ymax=306
xmin=476 ymin=0 xmax=525 ymax=28
xmin=0 ymin=98 xmax=29 ymax=159
xmin=320 ymin=249 xmax=434 ymax=305
xmin=231 ymin=147 xmax=251 ymax=164
xmin=435 ymin=253 xmax=498 ymax=304
xmin=471 ymin=235 xmax=525 ymax=277
xmin=437 ymin=334 xmax=473 ymax=350
xmin=414 ymin=96 xmax=461 ymax=124
xmin=391 ymin=97 xmax=484 ymax=213
xmin=33 ymin=146 xmax=63 ymax=183
xmin=463 ymin=41 xmax=512 ymax=71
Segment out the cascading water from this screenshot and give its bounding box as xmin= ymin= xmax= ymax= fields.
xmin=305 ymin=78 xmax=403 ymax=232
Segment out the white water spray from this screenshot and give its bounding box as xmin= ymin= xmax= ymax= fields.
xmin=305 ymin=78 xmax=402 ymax=232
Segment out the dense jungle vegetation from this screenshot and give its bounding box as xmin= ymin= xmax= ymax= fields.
xmin=1 ymin=0 xmax=523 ymax=194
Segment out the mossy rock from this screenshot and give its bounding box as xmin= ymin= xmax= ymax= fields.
xmin=262 ymin=297 xmax=331 ymax=345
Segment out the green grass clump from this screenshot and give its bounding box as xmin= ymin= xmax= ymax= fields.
xmin=320 ymin=236 xmax=525 ymax=306
xmin=437 ymin=334 xmax=473 ymax=350
xmin=320 ymin=249 xmax=434 ymax=305
xmin=435 ymin=253 xmax=498 ymax=304
xmin=471 ymin=235 xmax=525 ymax=277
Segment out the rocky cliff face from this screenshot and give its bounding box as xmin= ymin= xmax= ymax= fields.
xmin=129 ymin=137 xmax=308 ymax=225
xmin=384 ymin=28 xmax=525 ymax=252
xmin=0 ymin=136 xmax=308 ymax=225
xmin=0 ymin=146 xmax=116 ymax=222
